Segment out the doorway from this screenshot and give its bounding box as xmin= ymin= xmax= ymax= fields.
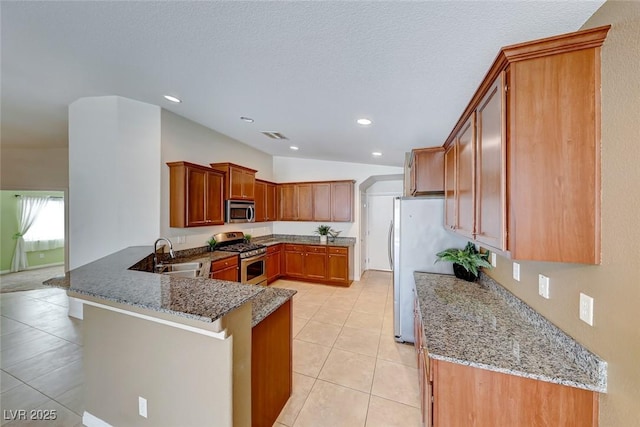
xmin=365 ymin=180 xmax=401 ymax=271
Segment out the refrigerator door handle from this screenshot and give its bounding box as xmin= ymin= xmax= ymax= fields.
xmin=388 ymin=220 xmax=394 ymax=270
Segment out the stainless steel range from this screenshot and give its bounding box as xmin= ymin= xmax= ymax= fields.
xmin=214 ymin=232 xmax=267 ymax=286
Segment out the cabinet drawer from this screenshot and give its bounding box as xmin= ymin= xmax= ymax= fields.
xmin=328 ymin=246 xmax=348 ymax=255
xmin=211 ymin=256 xmax=238 ymax=272
xmin=284 ymin=244 xmax=304 ymax=252
xmin=266 ymin=244 xmax=282 ymax=254
xmin=305 ymin=245 xmax=327 ymax=254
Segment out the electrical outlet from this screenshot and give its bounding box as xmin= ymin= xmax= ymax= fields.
xmin=512 ymin=262 xmax=520 ymax=281
xmin=491 ymin=252 xmax=497 ymax=267
xmin=39 ymin=253 xmax=45 ymax=259
xmin=538 ymin=274 xmax=550 ymax=299
xmin=139 ymin=396 xmax=147 ymax=418
xmin=579 ymin=293 xmax=594 ymax=326
xmin=176 ymin=236 xmax=186 ymax=244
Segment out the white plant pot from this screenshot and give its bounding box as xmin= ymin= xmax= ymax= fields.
xmin=320 ymin=235 xmax=328 ymax=244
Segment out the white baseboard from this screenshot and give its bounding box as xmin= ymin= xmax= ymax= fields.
xmin=0 ymin=262 xmax=64 ymax=275
xmin=82 ymin=412 xmax=113 ymax=427
xmin=68 ymin=297 xmax=84 ymax=320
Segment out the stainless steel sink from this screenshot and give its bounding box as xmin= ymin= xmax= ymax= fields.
xmin=156 ymin=262 xmax=203 ymax=277
xmin=162 ymin=269 xmax=200 ymax=278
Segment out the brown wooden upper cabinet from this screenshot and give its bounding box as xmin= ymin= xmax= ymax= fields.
xmin=442 ymin=25 xmax=609 ymax=264
xmin=255 ymin=179 xmax=278 ymax=222
xmin=278 ymin=180 xmax=355 ymax=222
xmin=167 ymin=161 xmax=224 ymax=228
xmin=409 ymin=147 xmax=445 ymax=195
xmin=209 ymin=162 xmax=257 ymax=201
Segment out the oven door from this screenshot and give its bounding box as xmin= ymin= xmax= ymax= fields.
xmin=241 ymin=254 xmax=267 ymax=286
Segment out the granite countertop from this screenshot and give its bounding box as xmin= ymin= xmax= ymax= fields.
xmin=46 ymin=246 xmax=296 ymax=327
xmin=414 ymin=272 xmax=607 ymax=393
xmin=249 ymin=287 xmax=296 ymax=327
xmin=254 ymin=234 xmax=356 ymax=248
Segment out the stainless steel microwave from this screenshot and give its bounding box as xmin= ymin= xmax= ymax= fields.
xmin=226 ymin=200 xmax=255 ymax=223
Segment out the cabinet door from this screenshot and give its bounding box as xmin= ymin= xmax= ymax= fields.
xmin=475 ymin=74 xmax=506 ymax=250
xmin=331 ymin=181 xmax=354 ymax=222
xmin=456 ymin=114 xmax=475 ymax=239
xmin=327 ymin=253 xmax=348 ymax=283
xmin=229 ymin=167 xmax=244 ymax=199
xmin=279 ymin=185 xmax=298 ymax=220
xmin=254 ymin=181 xmax=267 ymax=222
xmin=297 ymin=184 xmax=314 ymax=221
xmin=266 ymin=183 xmax=277 ymax=221
xmin=444 ymin=144 xmax=457 ymax=231
xmin=186 ymin=167 xmax=207 ymax=226
xmin=411 ymin=148 xmax=445 ymax=195
xmin=284 ymin=251 xmax=305 ymax=277
xmin=266 ymin=250 xmax=281 ymax=283
xmin=212 ymin=266 xmax=239 ymax=282
xmin=313 ymin=183 xmax=332 ymax=221
xmin=305 ymin=252 xmax=327 ymax=280
xmin=242 ymin=170 xmax=255 ymax=200
xmin=205 ymin=171 xmax=224 ymax=225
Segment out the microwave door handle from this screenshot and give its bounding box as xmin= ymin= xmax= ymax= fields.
xmin=248 ymin=206 xmax=255 ymax=222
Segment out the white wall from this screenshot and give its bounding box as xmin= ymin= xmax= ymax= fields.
xmin=272 ymin=156 xmax=403 ymax=279
xmin=160 ymin=110 xmax=275 ymax=250
xmin=68 ymin=96 xmax=161 ymax=269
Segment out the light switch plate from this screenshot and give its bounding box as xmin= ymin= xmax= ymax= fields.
xmin=513 ymin=262 xmax=520 ymax=281
xmin=139 ymin=396 xmax=147 ymax=418
xmin=579 ymin=293 xmax=594 ymax=326
xmin=491 ymin=253 xmax=497 ymax=268
xmin=538 ymin=274 xmax=550 ymax=299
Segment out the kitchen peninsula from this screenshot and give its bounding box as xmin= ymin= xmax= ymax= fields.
xmin=56 ymin=246 xmax=295 ymax=427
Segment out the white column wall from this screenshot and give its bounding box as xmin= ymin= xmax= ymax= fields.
xmin=68 ymin=96 xmax=161 ymax=269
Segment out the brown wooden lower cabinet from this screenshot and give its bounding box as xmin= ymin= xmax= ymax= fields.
xmin=266 ymin=244 xmax=282 ymax=284
xmin=209 ymin=256 xmax=239 ymax=282
xmin=252 ymin=300 xmax=292 ymax=427
xmin=430 ymin=359 xmax=598 ymax=427
xmin=281 ymin=244 xmax=351 ymax=286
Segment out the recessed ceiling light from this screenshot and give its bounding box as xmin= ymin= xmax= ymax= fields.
xmin=164 ymin=95 xmax=182 ymax=103
xmin=372 ymin=152 xmax=382 ymax=157
xmin=290 ymin=146 xmax=299 ymax=151
xmin=240 ymin=116 xmax=254 ymax=123
xmin=357 ymin=118 xmax=372 ymax=126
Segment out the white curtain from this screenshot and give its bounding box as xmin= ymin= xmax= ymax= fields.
xmin=23 ymin=198 xmax=65 ymax=251
xmin=10 ymin=196 xmax=49 ymax=272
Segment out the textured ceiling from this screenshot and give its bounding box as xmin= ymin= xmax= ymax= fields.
xmin=1 ymin=1 xmax=605 ymax=167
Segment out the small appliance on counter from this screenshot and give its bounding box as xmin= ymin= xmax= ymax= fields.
xmin=214 ymin=231 xmax=267 ymax=286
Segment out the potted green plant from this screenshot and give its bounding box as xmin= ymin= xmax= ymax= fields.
xmin=315 ymin=225 xmax=331 ymax=243
xmin=244 ymin=234 xmax=252 ymax=243
xmin=435 ymin=241 xmax=492 ymax=282
xmin=206 ymin=237 xmax=217 ymax=252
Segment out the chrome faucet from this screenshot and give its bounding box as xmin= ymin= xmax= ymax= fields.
xmin=153 ymin=237 xmax=175 ymax=270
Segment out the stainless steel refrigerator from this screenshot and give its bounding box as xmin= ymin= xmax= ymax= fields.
xmin=389 ymin=196 xmax=466 ymax=343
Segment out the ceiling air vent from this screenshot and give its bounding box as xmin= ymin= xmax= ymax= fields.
xmin=261 ymin=131 xmax=288 ymax=140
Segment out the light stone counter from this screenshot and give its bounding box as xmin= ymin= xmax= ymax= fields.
xmin=414 ymin=272 xmax=606 ymax=392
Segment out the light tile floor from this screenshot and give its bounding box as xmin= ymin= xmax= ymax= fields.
xmin=271 ymin=270 xmax=421 ymax=427
xmin=0 ymin=270 xmax=419 ymax=427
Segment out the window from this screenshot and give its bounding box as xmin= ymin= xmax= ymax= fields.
xmin=23 ymin=198 xmax=65 ymax=251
